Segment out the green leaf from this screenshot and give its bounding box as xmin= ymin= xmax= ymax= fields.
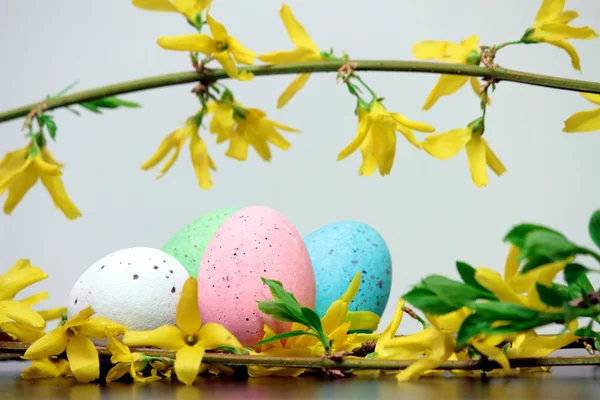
xmin=260 ymin=278 xmax=304 ymax=322
xmin=457 ymin=314 xmax=493 ymax=345
xmin=485 ymin=319 xmax=548 ymax=335
xmin=589 ymin=210 xmax=600 ymax=249
xmin=521 ymin=230 xmax=577 ymax=263
xmin=402 ymin=286 xmax=460 ymax=315
xmin=89 ymin=96 xmax=141 ymax=109
xmin=551 ymin=283 xmax=572 ymax=300
xmin=79 ymin=102 xmax=102 ymax=113
xmin=520 ymin=254 xmax=554 ymax=274
xmin=42 ymin=115 xmax=57 ymax=140
xmin=423 ymin=275 xmax=495 ymax=307
xmin=300 ymin=307 xmax=324 ymax=333
xmin=504 ymin=223 xmax=563 ymax=249
xmin=258 ymin=330 xmax=318 ymax=346
xmin=456 ymin=261 xmax=494 ymax=295
xmin=257 ymin=302 xmax=300 ymax=323
xmin=535 ymin=283 xmax=565 ymax=307
xmin=468 ymin=301 xmax=539 ymax=321
xmin=564 ymin=263 xmax=590 ymax=286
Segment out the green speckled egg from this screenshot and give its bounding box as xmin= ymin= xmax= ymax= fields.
xmin=162 ymin=207 xmax=240 ymax=278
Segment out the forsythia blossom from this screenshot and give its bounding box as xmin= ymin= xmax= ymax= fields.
xmin=563 ymin=92 xmax=600 ymax=133
xmin=412 ymin=35 xmax=486 ymax=110
xmin=0 ymin=143 xmax=81 ymax=219
xmin=132 ymin=0 xmax=212 ymax=24
xmin=123 ymin=277 xmax=243 ymax=386
xmin=157 ymin=11 xmax=257 ymax=81
xmin=421 ymin=118 xmax=506 ymax=188
xmin=523 ymin=0 xmax=598 ymax=71
xmin=337 ymin=100 xmax=435 ymax=177
xmin=258 ymin=4 xmax=326 ymax=108
xmin=207 ymin=100 xmax=300 ymax=162
xmin=141 ymin=118 xmax=216 ymax=190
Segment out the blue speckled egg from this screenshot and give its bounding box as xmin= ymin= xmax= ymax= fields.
xmin=304 ymin=221 xmax=392 ymax=317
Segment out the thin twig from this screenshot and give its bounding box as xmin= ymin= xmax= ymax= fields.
xmin=1 ymin=60 xmax=599 ymax=124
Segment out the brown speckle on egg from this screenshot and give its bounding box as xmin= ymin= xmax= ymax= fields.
xmin=169 ymin=270 xmax=173 ymax=274
xmin=165 ymin=275 xmax=170 ymax=279
xmin=74 ymin=298 xmax=78 ymax=304
xmin=133 ymin=274 xmax=139 ymax=280
xmin=154 ymin=266 xmax=158 ymax=270
xmin=171 ymin=287 xmax=176 ymax=293
xmin=101 ymin=265 xmax=105 ymax=270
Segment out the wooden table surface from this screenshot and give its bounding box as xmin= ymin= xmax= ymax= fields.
xmin=2 ymin=357 xmax=600 ymax=399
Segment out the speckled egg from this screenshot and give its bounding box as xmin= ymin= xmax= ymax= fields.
xmin=162 ymin=207 xmax=241 ymax=278
xmin=197 ymin=206 xmax=316 ymax=347
xmin=67 ymin=247 xmax=189 ymax=332
xmin=304 ymin=221 xmax=392 ymax=318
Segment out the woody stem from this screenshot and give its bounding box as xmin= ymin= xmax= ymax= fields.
xmin=1 ymin=60 xmax=600 ymax=124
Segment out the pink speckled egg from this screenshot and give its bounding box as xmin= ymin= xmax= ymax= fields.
xmin=197 ymin=206 xmax=316 ymax=347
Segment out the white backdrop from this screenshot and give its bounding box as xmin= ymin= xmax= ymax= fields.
xmin=1 ymin=0 xmax=600 ymax=335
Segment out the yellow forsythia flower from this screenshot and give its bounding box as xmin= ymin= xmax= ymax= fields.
xmin=0 ymin=144 xmax=81 ymax=220
xmin=337 ymin=100 xmax=435 ymax=177
xmin=21 ymin=356 xmax=72 ymax=380
xmin=141 ymin=119 xmax=216 ymax=190
xmin=206 ymin=101 xmax=300 ymax=162
xmin=123 ymin=277 xmax=243 ymax=386
xmin=0 ymin=259 xmax=48 ymax=301
xmin=22 ymin=306 xmax=127 ymax=383
xmin=106 ymin=336 xmax=162 ymax=382
xmin=563 ymin=92 xmax=600 ymax=133
xmin=412 ymin=35 xmax=486 ymax=110
xmin=421 ymin=118 xmax=506 ymax=188
xmin=132 ymin=0 xmax=211 ymax=23
xmin=258 ymin=4 xmax=325 ymax=108
xmin=524 ymin=0 xmax=598 ymax=71
xmin=158 ymin=11 xmax=257 ymax=80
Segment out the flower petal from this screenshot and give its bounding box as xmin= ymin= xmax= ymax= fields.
xmin=206 ymin=13 xmax=228 ymax=42
xmin=39 ymin=175 xmax=82 ymax=220
xmin=22 ymin=327 xmax=69 ymax=359
xmin=474 ymin=268 xmax=529 ymax=306
xmin=422 ymin=128 xmax=472 ymax=160
xmin=337 ymin=107 xmax=371 ymax=161
xmin=21 ymin=358 xmax=61 ymax=380
xmin=18 ymin=291 xmax=49 ymax=307
xmin=64 ymin=306 xmax=96 ymax=329
xmin=483 ymin=138 xmax=506 ymax=177
xmin=0 ymin=260 xmax=48 ymax=301
xmin=380 ymin=299 xmax=405 ymax=341
xmin=581 ymin=92 xmax=600 ymax=105
xmin=66 ymin=336 xmax=100 ymax=383
xmin=339 ymin=272 xmax=361 ymax=303
xmin=107 ymin=336 xmax=133 ymax=364
xmin=0 ymin=322 xmax=45 ymax=342
xmin=465 ymin=134 xmax=488 ymax=187
xmin=78 ymin=317 xmax=127 ymax=339
xmin=213 ymin=50 xmax=239 ymax=79
xmin=395 ymin=124 xmax=422 ymax=149
xmin=157 ymin=34 xmax=216 ymax=54
xmin=106 ymin=362 xmax=131 ymax=383
xmin=174 ymin=345 xmax=205 ymax=385
xmin=123 ymin=325 xmax=185 ymax=351
xmin=422 ymin=74 xmax=469 ymax=110
xmin=504 ymin=245 xmax=522 ymax=281
xmin=173 ymin=0 xmax=211 ymax=21
xmin=279 ymin=4 xmax=319 ymax=52
xmin=535 ymin=0 xmax=564 ymax=24
xmin=132 ymin=0 xmax=177 ymax=13
xmin=227 ymin=36 xmax=257 ymax=65
xmin=259 ymin=47 xmax=320 ymax=64
xmin=189 ymin=134 xmax=215 ymax=190
xmin=3 ymin=169 xmax=38 ymax=216
xmin=0 ymin=301 xmax=45 ymax=329
xmin=563 ymin=108 xmax=600 ymax=133
xmin=277 ymin=73 xmax=311 ymax=109
xmin=460 ymin=35 xmax=480 ymax=52
xmin=471 ymin=341 xmax=510 ymax=372
xmin=225 ymin=131 xmax=250 ymax=161
xmin=538 ymin=23 xmax=598 ymax=41
xmin=176 ymin=277 xmax=202 ymax=334
xmin=390 ymin=113 xmax=435 ymax=133
xmin=343 ymin=311 xmax=380 ymax=332
xmin=197 ymin=322 xmax=242 ymax=350
xmin=412 ymin=41 xmax=465 ymax=62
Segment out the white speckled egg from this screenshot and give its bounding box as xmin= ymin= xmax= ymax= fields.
xmin=67 ymin=247 xmax=189 ymax=332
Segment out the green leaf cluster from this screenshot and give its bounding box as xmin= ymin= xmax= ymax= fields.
xmin=79 ymin=96 xmax=141 ymax=114
xmin=257 ymin=278 xmax=330 ymax=352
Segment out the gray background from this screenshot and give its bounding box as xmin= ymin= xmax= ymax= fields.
xmin=1 ymin=0 xmax=600 ymax=334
